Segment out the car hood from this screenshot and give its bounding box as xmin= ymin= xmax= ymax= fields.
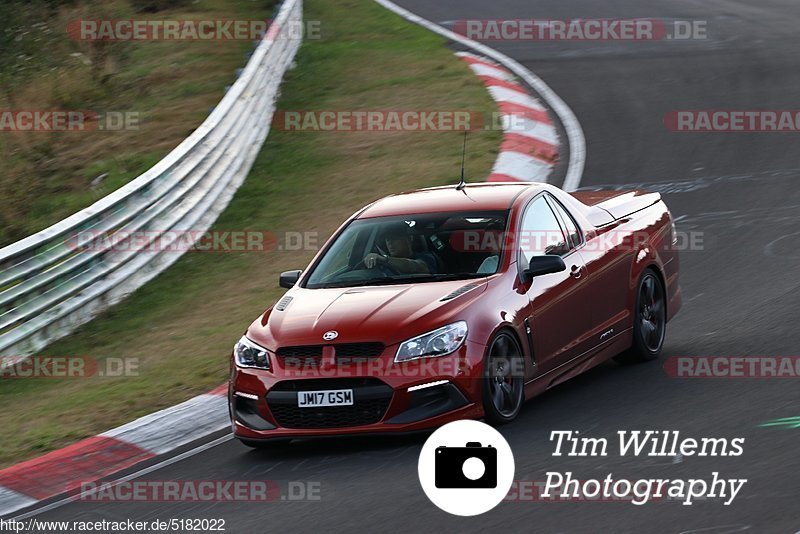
xmin=248 ymin=279 xmax=488 ymax=349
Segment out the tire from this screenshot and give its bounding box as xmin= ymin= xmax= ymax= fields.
xmin=481 ymin=331 xmax=525 ymax=425
xmin=615 ymin=269 xmax=667 ymax=363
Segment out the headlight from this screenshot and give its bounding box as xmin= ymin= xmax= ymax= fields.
xmin=395 ymin=321 xmax=468 ymax=363
xmin=234 ymin=336 xmax=271 ymax=369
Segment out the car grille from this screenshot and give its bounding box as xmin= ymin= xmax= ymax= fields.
xmin=276 ymin=345 xmax=324 ymax=367
xmin=333 ymin=342 xmax=384 ymax=362
xmin=275 ymin=343 xmax=385 ymax=366
xmin=276 ymin=345 xmax=324 ymax=359
xmin=266 ymin=378 xmax=393 ymax=429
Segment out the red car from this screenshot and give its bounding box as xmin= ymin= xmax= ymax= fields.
xmin=229 ymin=182 xmax=681 ymax=446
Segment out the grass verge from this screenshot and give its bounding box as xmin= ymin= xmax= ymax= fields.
xmin=0 ymin=0 xmax=501 ymax=468
xmin=0 ymin=0 xmax=276 ymax=245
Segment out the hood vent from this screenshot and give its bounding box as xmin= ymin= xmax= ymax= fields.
xmin=275 ymin=296 xmax=293 ymax=311
xmin=440 ymin=282 xmax=481 ymax=302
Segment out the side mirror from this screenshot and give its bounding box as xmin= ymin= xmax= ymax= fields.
xmin=523 ymin=255 xmax=566 ymax=281
xmin=279 ymin=270 xmax=302 ymax=289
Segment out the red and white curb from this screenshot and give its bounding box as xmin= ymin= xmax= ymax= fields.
xmin=0 ymin=385 xmax=229 ymax=516
xmin=456 ymin=51 xmax=559 ymax=183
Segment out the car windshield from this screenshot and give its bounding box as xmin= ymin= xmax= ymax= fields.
xmin=304 ymin=211 xmax=509 ymax=289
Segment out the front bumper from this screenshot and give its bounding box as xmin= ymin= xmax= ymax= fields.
xmin=229 ymin=340 xmax=487 ymax=439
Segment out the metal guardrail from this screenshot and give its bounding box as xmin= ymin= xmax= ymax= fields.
xmin=0 ymin=0 xmax=302 ymax=358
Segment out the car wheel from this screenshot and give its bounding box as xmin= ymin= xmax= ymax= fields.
xmin=615 ymin=269 xmax=666 ymax=363
xmin=482 ymin=331 xmax=525 ymax=425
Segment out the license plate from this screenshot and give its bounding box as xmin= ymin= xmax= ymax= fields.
xmin=297 ymin=389 xmax=354 ymax=408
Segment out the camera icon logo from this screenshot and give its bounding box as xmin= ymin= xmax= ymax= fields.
xmin=435 ymin=442 xmax=497 ymax=489
xmin=418 ymin=420 xmax=515 ymax=516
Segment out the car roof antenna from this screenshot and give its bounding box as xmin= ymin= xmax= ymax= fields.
xmin=456 ymin=130 xmax=468 ymax=191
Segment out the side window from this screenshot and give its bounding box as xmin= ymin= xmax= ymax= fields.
xmin=518 ymin=196 xmax=568 ymax=266
xmin=548 ymin=196 xmax=583 ymax=249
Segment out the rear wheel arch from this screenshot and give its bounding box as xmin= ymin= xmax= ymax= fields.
xmin=648 ymin=264 xmax=668 ymax=320
xmin=638 ymin=263 xmax=667 ymax=321
xmin=629 ymin=257 xmax=668 ymax=322
xmin=616 ymin=266 xmax=667 ymax=363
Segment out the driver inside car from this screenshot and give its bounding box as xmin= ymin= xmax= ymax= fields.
xmin=363 ymin=222 xmax=438 ymax=274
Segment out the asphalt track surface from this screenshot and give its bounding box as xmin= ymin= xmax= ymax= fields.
xmin=23 ymin=1 xmax=800 ymax=532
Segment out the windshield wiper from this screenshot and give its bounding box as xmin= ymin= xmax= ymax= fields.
xmin=311 ymin=272 xmax=488 ymax=289
xmin=311 ymin=279 xmax=402 ymax=289
xmin=384 ymin=273 xmax=487 ymax=284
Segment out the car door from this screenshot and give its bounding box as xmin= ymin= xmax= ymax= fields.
xmin=518 ymin=194 xmax=595 ymax=373
xmin=550 ymin=195 xmax=632 ymax=346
